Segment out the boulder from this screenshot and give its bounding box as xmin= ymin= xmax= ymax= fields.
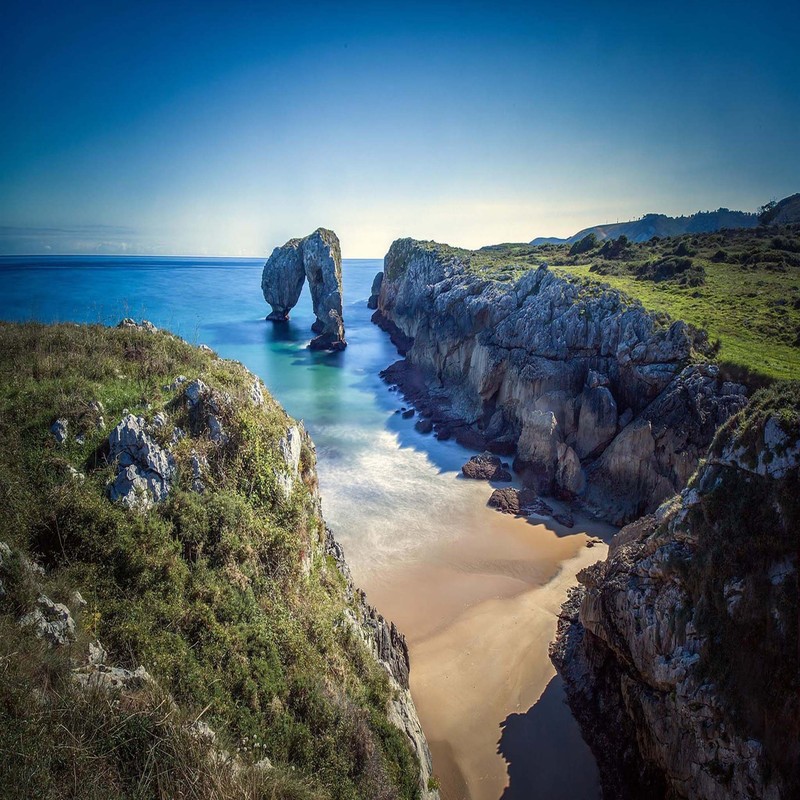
xmin=118 ymin=318 xmax=157 ymax=332
xmin=107 ymin=414 xmax=176 ymax=510
xmin=368 ymin=271 xmax=384 ymax=309
xmin=462 ymin=451 xmax=512 ymax=481
xmin=487 ymin=486 xmax=537 ymax=515
xmin=415 ymin=418 xmax=433 ymax=434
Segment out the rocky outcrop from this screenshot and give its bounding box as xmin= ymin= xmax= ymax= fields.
xmin=373 ymin=238 xmax=747 ymax=524
xmin=107 ymin=414 xmax=176 ymax=510
xmin=551 ymin=387 xmax=799 ymax=799
xmin=261 ymin=238 xmax=306 ymax=321
xmin=261 ymin=228 xmax=346 ymax=350
xmin=20 ymin=595 xmax=76 ymax=645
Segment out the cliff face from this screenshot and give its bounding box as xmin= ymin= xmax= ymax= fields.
xmin=551 ymin=385 xmax=799 ymax=799
xmin=374 ymin=238 xmax=747 ymax=524
xmin=0 ymin=321 xmax=431 ymax=800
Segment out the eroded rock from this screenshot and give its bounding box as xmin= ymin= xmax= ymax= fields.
xmin=368 ymin=271 xmax=384 ymax=309
xmin=261 ymin=228 xmax=347 ymax=350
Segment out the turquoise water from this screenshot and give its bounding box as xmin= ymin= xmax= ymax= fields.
xmin=1 ymin=255 xmax=601 ymax=798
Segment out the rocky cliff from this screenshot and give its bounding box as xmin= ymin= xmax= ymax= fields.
xmin=262 ymin=228 xmax=347 ymax=350
xmin=0 ymin=321 xmax=431 ymax=799
xmin=373 ymin=238 xmax=747 ymax=524
xmin=550 ymin=382 xmax=799 ymax=799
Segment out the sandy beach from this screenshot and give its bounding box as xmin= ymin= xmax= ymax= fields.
xmin=357 ymin=484 xmax=615 ymax=800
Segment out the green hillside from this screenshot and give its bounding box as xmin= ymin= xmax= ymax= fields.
xmin=444 ymin=224 xmax=800 ymax=383
xmin=0 ymin=322 xmax=420 ymax=800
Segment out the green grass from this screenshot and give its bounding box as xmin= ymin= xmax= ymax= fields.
xmin=413 ymin=225 xmax=800 ymax=382
xmin=0 ymin=322 xmax=419 ymax=800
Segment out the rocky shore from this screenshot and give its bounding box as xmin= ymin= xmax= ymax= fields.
xmin=550 ymin=385 xmax=799 ymax=799
xmin=372 ymin=238 xmax=747 ymax=525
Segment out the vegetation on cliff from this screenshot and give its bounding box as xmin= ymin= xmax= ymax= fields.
xmin=411 ymin=223 xmax=800 ymax=382
xmin=675 ymin=382 xmax=799 ymax=789
xmin=0 ymin=322 xmax=420 ymax=800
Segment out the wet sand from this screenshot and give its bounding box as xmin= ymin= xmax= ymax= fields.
xmin=354 ymin=483 xmax=615 ymax=800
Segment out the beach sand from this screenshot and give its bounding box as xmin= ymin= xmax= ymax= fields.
xmin=356 ymin=487 xmax=615 ymax=800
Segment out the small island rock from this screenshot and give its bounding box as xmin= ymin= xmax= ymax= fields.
xmin=261 ymin=228 xmax=347 ymax=351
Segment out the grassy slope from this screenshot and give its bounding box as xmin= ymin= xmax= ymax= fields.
xmin=0 ymin=322 xmax=419 ymax=800
xmin=419 ymin=226 xmax=800 ymax=382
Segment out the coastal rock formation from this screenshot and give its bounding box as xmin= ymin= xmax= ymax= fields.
xmin=373 ymin=238 xmax=747 ymax=524
xmin=2 ymin=322 xmax=434 ymax=799
xmin=550 ymin=387 xmax=799 ymax=799
xmin=261 ymin=228 xmax=346 ymax=350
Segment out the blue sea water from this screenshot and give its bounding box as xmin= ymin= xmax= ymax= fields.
xmin=0 ymin=254 xmax=601 ymax=799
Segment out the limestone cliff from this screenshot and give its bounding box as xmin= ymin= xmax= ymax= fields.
xmin=551 ymin=384 xmax=799 ymax=799
xmin=261 ymin=228 xmax=346 ymax=350
xmin=373 ymin=238 xmax=746 ymax=524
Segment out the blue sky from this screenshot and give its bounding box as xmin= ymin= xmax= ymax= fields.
xmin=1 ymin=0 xmax=798 ymax=256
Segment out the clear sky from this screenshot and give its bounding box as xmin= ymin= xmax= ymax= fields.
xmin=1 ymin=0 xmax=798 ymax=257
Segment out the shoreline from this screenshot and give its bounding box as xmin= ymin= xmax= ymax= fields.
xmin=354 ymin=491 xmax=615 ymax=800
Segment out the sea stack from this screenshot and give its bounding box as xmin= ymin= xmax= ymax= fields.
xmin=261 ymin=228 xmax=347 ymax=351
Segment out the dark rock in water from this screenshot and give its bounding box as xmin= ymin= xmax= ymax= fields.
xmin=487 ymin=486 xmax=537 ymax=515
xmin=261 ymin=228 xmax=347 ymax=351
xmin=367 ymin=271 xmax=383 ymax=310
xmin=415 ymin=418 xmax=433 ymax=434
xmin=435 ymin=427 xmax=451 ymax=441
xmin=462 ymin=451 xmax=512 ymax=481
xmin=454 ymin=427 xmax=488 ymax=451
xmin=553 ymin=511 xmax=575 ymax=528
xmin=401 ymin=408 xmax=415 ymax=419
